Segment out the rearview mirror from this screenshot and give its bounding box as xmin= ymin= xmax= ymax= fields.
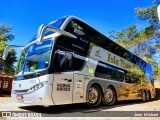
xmin=36 ymin=24 xmax=77 ymax=44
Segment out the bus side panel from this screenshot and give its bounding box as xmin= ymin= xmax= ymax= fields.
xmin=52 ymin=73 xmax=74 ymax=105
xmin=120 ymin=83 xmax=142 ymax=100
xmin=73 ymin=73 xmax=84 ymax=103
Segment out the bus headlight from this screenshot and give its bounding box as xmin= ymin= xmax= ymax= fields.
xmin=28 ymin=81 xmax=48 ymax=93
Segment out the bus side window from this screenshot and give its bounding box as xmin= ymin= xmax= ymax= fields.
xmin=125 ymin=72 xmax=141 ymax=84
xmin=73 ymin=56 xmax=85 ymax=71
xmin=54 ymin=52 xmax=85 ymax=72
xmin=59 ymin=53 xmax=73 ymax=71
xmin=95 ymin=63 xmax=124 ymax=82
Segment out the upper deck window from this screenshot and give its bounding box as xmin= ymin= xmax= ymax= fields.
xmin=28 ymin=17 xmax=67 ymax=43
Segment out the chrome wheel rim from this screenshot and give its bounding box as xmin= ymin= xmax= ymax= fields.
xmin=105 ymin=89 xmax=113 ymax=103
xmin=88 ymin=87 xmax=98 ymax=104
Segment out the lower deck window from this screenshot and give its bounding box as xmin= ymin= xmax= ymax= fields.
xmin=95 ymin=63 xmax=124 ymax=82
xmin=53 ymin=52 xmax=85 ymax=72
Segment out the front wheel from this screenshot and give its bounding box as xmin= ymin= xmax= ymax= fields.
xmin=102 ymin=87 xmax=116 ymax=105
xmin=86 ymin=85 xmax=101 ymax=107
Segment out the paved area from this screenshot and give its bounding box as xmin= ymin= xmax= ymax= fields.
xmin=0 ymin=88 xmax=160 ymax=120
xmin=0 ymin=96 xmax=160 ymax=120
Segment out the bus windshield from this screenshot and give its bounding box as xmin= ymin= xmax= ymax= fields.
xmin=16 ymin=40 xmax=53 ymax=75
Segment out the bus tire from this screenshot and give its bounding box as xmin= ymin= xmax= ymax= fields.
xmin=102 ymin=87 xmax=116 ymax=105
xmin=142 ymin=90 xmax=147 ymax=102
xmin=86 ymin=85 xmax=101 ymax=107
xmin=146 ymin=90 xmax=151 ymax=101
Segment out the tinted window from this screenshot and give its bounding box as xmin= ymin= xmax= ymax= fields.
xmin=95 ymin=63 xmax=124 ymax=82
xmin=56 ymin=36 xmax=90 ymax=56
xmin=45 ymin=17 xmax=67 ymax=36
xmin=125 ymin=69 xmax=145 ymax=84
xmin=64 ymin=19 xmax=148 ymax=74
xmin=53 ymin=52 xmax=85 ymax=72
xmin=125 ymin=71 xmax=140 ymax=83
xmin=144 ymin=63 xmax=153 ymax=82
xmin=65 ymin=19 xmax=130 ymax=59
xmin=73 ymin=56 xmax=85 ymax=71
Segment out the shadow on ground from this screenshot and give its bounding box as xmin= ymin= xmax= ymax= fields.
xmin=17 ymin=88 xmax=160 ymax=116
xmin=19 ymin=99 xmax=155 ymax=115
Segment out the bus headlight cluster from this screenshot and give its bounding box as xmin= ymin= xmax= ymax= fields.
xmin=28 ymin=81 xmax=48 ymax=93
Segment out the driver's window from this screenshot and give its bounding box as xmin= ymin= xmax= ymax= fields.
xmin=54 ymin=51 xmax=86 ymax=72
xmin=61 ymin=53 xmax=73 ymax=71
xmin=54 ymin=52 xmax=73 ymax=72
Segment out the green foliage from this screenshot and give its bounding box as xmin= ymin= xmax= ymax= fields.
xmin=153 ymin=66 xmax=160 ymax=80
xmin=0 ymin=24 xmax=17 ymax=76
xmin=126 ymin=66 xmax=145 ymax=83
xmin=109 ymin=0 xmax=160 ymax=80
xmin=135 ymin=0 xmax=159 ymax=25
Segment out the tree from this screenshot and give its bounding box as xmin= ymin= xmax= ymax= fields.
xmin=109 ymin=0 xmax=160 ymax=80
xmin=0 ymin=24 xmax=17 ymax=76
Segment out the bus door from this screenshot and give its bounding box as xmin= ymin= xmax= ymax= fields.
xmin=52 ymin=52 xmax=74 ymax=105
xmin=73 ymin=74 xmax=84 ymax=103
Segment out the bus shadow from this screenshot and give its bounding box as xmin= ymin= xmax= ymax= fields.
xmin=19 ymin=88 xmax=160 ymax=115
xmin=19 ymin=99 xmax=147 ymax=115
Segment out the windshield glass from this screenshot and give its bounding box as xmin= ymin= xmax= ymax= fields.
xmin=16 ymin=40 xmax=53 ymax=75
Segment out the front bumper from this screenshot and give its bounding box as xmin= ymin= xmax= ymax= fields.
xmin=11 ymin=85 xmax=53 ymax=106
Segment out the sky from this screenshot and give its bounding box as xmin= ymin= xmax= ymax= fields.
xmin=0 ymin=0 xmax=154 ymax=52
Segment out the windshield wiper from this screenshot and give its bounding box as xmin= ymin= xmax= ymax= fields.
xmin=30 ymin=69 xmax=41 ymax=77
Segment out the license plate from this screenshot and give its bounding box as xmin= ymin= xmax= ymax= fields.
xmin=16 ymin=95 xmax=23 ymax=100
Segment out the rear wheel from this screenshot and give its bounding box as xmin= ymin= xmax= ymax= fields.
xmin=86 ymin=85 xmax=101 ymax=107
xmin=142 ymin=90 xmax=147 ymax=102
xmin=146 ymin=91 xmax=151 ymax=101
xmin=102 ymin=87 xmax=116 ymax=105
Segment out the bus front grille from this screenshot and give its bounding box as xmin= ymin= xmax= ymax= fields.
xmin=14 ymin=89 xmax=29 ymax=93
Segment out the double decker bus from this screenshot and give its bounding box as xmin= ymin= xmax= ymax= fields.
xmin=3 ymin=16 xmax=156 ymax=107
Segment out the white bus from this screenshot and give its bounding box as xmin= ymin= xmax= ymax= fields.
xmin=3 ymin=16 xmax=156 ymax=107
